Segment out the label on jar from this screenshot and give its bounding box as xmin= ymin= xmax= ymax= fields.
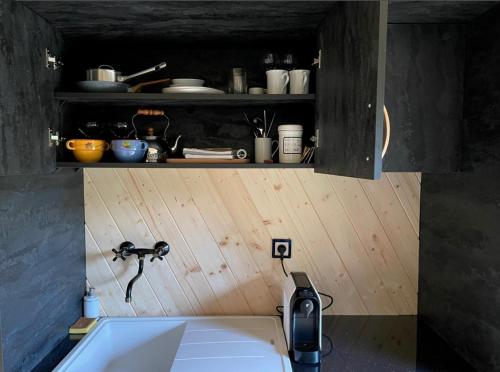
xmin=146 ymin=148 xmax=160 ymax=163
xmin=283 ymin=137 xmax=302 ymax=154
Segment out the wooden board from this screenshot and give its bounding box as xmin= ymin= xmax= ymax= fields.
xmin=166 ymin=158 xmax=250 ymax=164
xmin=85 ymin=169 xmax=420 ymax=316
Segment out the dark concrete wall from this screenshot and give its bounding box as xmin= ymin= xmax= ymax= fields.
xmin=419 ymin=172 xmax=500 ymax=371
xmin=419 ymin=4 xmax=500 ymax=372
xmin=0 ymin=170 xmax=85 ymax=372
xmin=461 ymin=3 xmax=500 ymax=173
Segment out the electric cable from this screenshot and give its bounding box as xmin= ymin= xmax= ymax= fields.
xmin=280 ymin=257 xmax=289 ymax=277
xmin=318 ymin=292 xmax=334 ymax=311
xmin=278 ymin=255 xmax=334 ymax=311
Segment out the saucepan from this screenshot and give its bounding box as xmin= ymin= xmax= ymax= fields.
xmin=77 ymin=62 xmax=167 ymax=93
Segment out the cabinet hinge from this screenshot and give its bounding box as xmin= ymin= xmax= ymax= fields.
xmin=48 ymin=128 xmax=64 ymax=147
xmin=45 ymin=48 xmax=63 ymax=70
xmin=311 ymin=129 xmax=320 ymax=148
xmin=313 ymin=50 xmax=322 ymax=69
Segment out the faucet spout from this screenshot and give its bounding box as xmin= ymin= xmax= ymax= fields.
xmin=125 ymin=257 xmax=144 ymax=303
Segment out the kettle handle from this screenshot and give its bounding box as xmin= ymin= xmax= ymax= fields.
xmin=137 ymin=109 xmax=164 ymax=116
xmin=131 ymin=110 xmax=170 ymax=141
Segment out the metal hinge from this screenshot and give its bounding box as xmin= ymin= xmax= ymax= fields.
xmin=311 ymin=129 xmax=320 ymax=148
xmin=48 ymin=128 xmax=64 ymax=147
xmin=45 ymin=48 xmax=63 ymax=70
xmin=312 ymin=50 xmax=322 ymax=69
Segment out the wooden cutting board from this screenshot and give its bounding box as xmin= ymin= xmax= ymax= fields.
xmin=166 ymin=158 xmax=250 ymax=164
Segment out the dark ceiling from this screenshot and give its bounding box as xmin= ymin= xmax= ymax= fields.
xmin=19 ymin=1 xmax=499 ymax=42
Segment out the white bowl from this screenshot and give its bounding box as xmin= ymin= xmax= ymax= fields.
xmin=171 ymin=78 xmax=205 ymax=87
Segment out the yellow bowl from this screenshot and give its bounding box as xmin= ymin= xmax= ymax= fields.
xmin=66 ymin=139 xmax=109 ymax=163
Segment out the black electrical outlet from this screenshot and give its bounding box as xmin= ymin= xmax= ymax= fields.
xmin=272 ymin=238 xmax=292 ymax=259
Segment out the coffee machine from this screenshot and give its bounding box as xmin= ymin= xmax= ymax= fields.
xmin=283 ymin=272 xmax=322 ymax=365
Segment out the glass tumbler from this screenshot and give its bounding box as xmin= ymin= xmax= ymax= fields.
xmin=228 ymin=68 xmax=247 ymax=94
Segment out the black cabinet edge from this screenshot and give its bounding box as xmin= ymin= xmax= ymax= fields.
xmin=56 ymin=162 xmax=315 ymax=169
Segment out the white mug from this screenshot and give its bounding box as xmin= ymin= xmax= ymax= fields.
xmin=289 ymin=69 xmax=310 ymax=94
xmin=266 ymin=69 xmax=289 ymax=94
xmin=278 ymin=124 xmax=303 ymax=163
xmin=255 ymin=137 xmax=279 ymax=163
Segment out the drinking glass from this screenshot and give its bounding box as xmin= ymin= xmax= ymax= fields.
xmin=228 ymin=68 xmax=247 ymax=94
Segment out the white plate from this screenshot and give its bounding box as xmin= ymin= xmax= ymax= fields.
xmin=162 ymin=86 xmax=225 ymax=94
xmin=171 ymin=78 xmax=205 ymax=87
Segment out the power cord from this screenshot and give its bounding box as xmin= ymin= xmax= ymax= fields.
xmin=277 ymin=245 xmax=289 ymax=277
xmin=277 ymin=246 xmax=334 ymax=312
xmin=280 ymin=257 xmax=288 ymax=277
xmin=318 ymin=292 xmax=334 ymax=311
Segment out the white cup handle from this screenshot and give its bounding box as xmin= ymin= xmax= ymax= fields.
xmin=272 ymin=140 xmax=279 ymax=157
xmin=282 ymin=72 xmax=290 ymax=93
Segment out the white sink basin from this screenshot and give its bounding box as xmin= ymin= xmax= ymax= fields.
xmin=54 ymin=316 xmax=292 ymax=372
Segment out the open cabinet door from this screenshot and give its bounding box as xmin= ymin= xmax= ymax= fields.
xmin=315 ymin=1 xmax=388 ymax=179
xmin=0 ymin=0 xmax=62 ymax=176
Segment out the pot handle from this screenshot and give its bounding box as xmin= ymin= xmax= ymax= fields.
xmin=141 ymin=141 xmax=149 ymax=150
xmin=129 ymin=79 xmax=171 ymax=93
xmin=66 ymin=140 xmax=75 ymax=150
xmin=118 ymin=62 xmax=167 ymax=82
xmin=103 ymin=142 xmax=110 ymax=151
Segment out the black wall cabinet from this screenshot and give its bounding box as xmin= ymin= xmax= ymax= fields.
xmin=383 ymin=24 xmax=465 ymax=172
xmin=316 ymin=1 xmax=388 ymax=179
xmin=2 ymin=0 xmax=479 ymax=177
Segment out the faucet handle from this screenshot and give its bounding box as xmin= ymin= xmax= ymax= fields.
xmin=150 ymin=254 xmax=164 ymax=263
xmin=150 ymin=241 xmax=170 ymax=262
xmin=112 ymin=248 xmax=126 ymax=261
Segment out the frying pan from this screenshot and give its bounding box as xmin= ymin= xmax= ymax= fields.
xmin=77 ymin=62 xmax=167 ymax=92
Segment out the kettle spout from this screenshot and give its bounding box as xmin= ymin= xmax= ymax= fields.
xmin=169 ymin=135 xmax=182 ymax=153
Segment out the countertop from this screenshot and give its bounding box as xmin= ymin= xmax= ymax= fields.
xmin=34 ymin=315 xmax=474 ymax=372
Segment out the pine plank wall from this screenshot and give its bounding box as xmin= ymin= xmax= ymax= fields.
xmin=84 ymin=169 xmax=420 ymax=316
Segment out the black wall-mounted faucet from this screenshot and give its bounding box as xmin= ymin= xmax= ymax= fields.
xmin=112 ymin=241 xmax=170 ymax=303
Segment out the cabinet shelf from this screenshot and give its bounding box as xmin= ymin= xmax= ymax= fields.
xmin=56 ymin=162 xmax=314 ymax=169
xmin=53 ymin=92 xmax=316 ymax=106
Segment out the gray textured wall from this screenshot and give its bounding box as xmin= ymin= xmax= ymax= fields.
xmin=420 ymin=172 xmax=500 ymax=371
xmin=0 ymin=169 xmax=85 ymax=372
xmin=419 ymin=4 xmax=500 ymax=372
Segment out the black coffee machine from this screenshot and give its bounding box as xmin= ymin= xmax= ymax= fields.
xmin=283 ymin=272 xmax=322 ymax=365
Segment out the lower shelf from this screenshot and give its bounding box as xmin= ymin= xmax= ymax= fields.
xmin=56 ymin=162 xmax=314 ymax=169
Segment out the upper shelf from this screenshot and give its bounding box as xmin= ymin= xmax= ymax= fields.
xmin=53 ymin=92 xmax=316 ymax=106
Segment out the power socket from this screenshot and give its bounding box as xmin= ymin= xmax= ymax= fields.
xmin=272 ymin=238 xmax=292 ymax=259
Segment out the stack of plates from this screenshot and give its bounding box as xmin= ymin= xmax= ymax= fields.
xmin=162 ymin=78 xmax=225 ymax=94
